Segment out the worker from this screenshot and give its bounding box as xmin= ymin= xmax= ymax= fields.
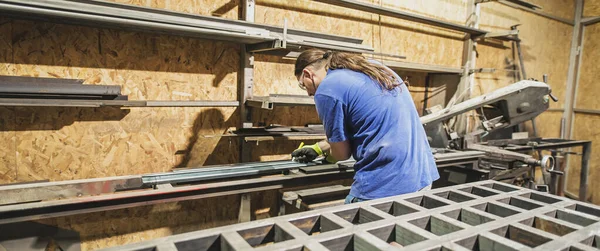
xmin=291 ymin=48 xmax=439 ymax=204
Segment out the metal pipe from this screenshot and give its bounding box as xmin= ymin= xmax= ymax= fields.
xmin=579 ymin=142 xmax=591 ymax=201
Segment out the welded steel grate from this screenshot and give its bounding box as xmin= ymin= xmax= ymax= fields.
xmin=100 ymin=180 xmax=600 ymax=251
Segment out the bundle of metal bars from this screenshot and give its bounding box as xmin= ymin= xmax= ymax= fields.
xmin=100 ymin=180 xmax=600 ymax=251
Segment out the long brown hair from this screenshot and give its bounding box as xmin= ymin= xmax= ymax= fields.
xmin=294 ymin=49 xmax=401 ymax=90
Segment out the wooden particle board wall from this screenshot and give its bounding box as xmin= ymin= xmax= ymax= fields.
xmin=0 ymin=19 xmax=241 ymax=184
xmin=584 ymin=0 xmax=600 ymax=17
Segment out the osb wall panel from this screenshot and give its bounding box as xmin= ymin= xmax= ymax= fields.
xmin=109 ymin=0 xmax=240 ymax=18
xmin=527 ymin=0 xmax=575 ymax=21
xmin=377 ymin=0 xmax=466 ymax=67
xmin=584 ymin=0 xmax=600 ymax=17
xmin=568 ymin=114 xmax=597 ymax=203
xmin=574 ymin=23 xmax=600 ymax=110
xmin=475 ymin=2 xmax=573 ymax=111
xmin=0 ymin=19 xmax=240 ymax=183
xmin=534 ymin=111 xmax=562 ymax=138
xmin=34 ymin=191 xmax=279 ymax=250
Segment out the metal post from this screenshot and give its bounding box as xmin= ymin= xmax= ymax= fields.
xmin=562 ymin=0 xmax=584 ymax=140
xmin=579 ymin=142 xmax=591 ymax=202
xmin=239 ymin=0 xmax=255 ymax=163
xmin=452 ymin=0 xmax=479 ymax=135
xmin=561 ymin=0 xmax=584 ymax=198
xmin=238 ymin=193 xmax=252 ymax=222
xmin=422 ymin=74 xmax=430 ymax=115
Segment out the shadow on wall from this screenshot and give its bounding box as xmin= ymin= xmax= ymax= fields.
xmin=175 ymin=106 xmax=323 ymax=166
xmin=0 ymin=107 xmax=129 ymax=131
xmin=175 ymin=108 xmax=239 ymax=167
xmin=4 ymin=19 xmax=240 ymax=88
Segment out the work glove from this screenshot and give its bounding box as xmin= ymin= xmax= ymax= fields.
xmin=291 ymin=143 xmax=323 ymax=163
xmin=322 ymin=154 xmax=337 ymax=164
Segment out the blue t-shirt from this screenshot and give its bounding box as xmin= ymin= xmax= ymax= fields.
xmin=314 ymin=65 xmax=439 ymax=200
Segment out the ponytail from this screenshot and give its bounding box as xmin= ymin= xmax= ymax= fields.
xmin=294 ymin=48 xmax=401 ymax=91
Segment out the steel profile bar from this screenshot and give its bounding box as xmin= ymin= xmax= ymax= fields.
xmin=582 ymin=16 xmax=600 ymax=26
xmin=0 ymin=82 xmax=121 ymax=95
xmin=312 ymin=0 xmax=488 ymax=35
xmin=381 ymin=60 xmax=463 ymax=74
xmin=0 ymin=153 xmax=484 ymax=225
xmin=0 ymin=98 xmax=240 ymax=107
xmin=0 ymin=169 xmax=355 ymax=225
xmin=142 ymin=161 xmax=318 ymax=185
xmin=498 ymin=1 xmax=575 ymax=25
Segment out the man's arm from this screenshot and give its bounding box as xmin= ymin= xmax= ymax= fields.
xmin=317 ymin=140 xmax=351 ymax=161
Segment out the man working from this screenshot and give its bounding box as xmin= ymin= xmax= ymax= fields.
xmin=291 ymin=49 xmax=439 ymax=204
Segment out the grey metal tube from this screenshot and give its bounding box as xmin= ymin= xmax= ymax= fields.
xmin=579 ymin=142 xmax=591 ymax=201
xmin=0 ymin=82 xmax=122 ymax=95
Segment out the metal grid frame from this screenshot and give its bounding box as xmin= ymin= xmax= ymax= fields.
xmin=100 ymin=180 xmax=600 ymax=251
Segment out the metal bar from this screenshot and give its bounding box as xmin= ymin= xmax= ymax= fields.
xmin=423 ymin=74 xmax=430 ymax=115
xmin=573 ymin=108 xmax=600 ymax=115
xmin=0 ymin=98 xmax=240 ymax=107
xmin=245 ymin=95 xmax=315 ymax=110
xmin=561 ymin=0 xmax=584 ymax=141
xmin=582 ymin=16 xmax=600 ymax=26
xmin=143 ymin=101 xmax=239 ymax=107
xmin=0 ymin=176 xmax=142 ymax=205
xmin=579 ymin=142 xmax=591 ymax=201
xmin=141 ymin=161 xmax=317 ymax=185
xmin=0 ymin=81 xmax=121 ymax=96
xmin=312 ymin=0 xmax=488 ymax=35
xmin=502 ymin=139 xmax=591 ymax=151
xmin=0 ymin=152 xmax=481 ymax=224
xmin=515 ymin=33 xmax=527 ymax=80
xmin=498 ymin=0 xmax=575 ymax=25
xmin=100 ymin=180 xmax=600 ymax=251
xmin=452 ymin=0 xmax=479 ymax=135
xmin=0 ymin=75 xmax=83 ymax=85
xmin=382 ymin=61 xmax=463 ymax=74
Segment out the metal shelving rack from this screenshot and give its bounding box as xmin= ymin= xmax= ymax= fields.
xmin=0 ymin=0 xmax=554 ymax=158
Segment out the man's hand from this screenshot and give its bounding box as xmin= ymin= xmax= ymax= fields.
xmin=291 ymin=144 xmax=323 ymax=163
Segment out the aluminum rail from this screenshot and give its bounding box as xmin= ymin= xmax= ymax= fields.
xmin=0 ymin=99 xmax=240 ymax=107
xmin=0 ymin=0 xmax=374 ymax=54
xmin=142 ymin=161 xmax=318 ymax=185
xmin=312 ymin=0 xmax=488 ymax=36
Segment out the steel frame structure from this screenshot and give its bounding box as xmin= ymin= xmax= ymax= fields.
xmin=100 ymin=180 xmax=600 ymax=251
